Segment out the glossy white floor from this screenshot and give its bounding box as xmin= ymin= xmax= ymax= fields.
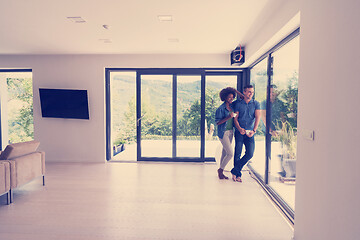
xmin=0 ymin=162 xmax=293 ymax=240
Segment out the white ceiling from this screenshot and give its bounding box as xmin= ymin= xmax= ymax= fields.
xmin=0 ymin=0 xmax=271 ymax=55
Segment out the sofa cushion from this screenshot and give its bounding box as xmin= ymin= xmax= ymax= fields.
xmin=0 ymin=141 xmax=40 ymax=160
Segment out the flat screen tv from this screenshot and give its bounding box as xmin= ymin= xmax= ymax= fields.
xmin=39 ymin=88 xmax=89 ymax=119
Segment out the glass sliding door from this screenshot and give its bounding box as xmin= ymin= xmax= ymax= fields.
xmin=0 ymin=70 xmax=34 ymax=149
xmin=139 ymin=74 xmax=173 ymax=158
xmin=107 ymin=69 xmax=243 ymax=162
xmin=269 ymin=36 xmax=299 ymax=210
xmin=110 ymin=71 xmax=137 ymax=161
xmin=176 ymin=75 xmax=201 ymax=158
xmin=245 ymin=29 xmax=300 ymax=221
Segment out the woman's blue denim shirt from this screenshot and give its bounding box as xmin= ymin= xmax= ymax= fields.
xmin=215 ymin=102 xmax=234 ymax=139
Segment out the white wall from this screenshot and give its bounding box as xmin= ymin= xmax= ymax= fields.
xmin=0 ymin=54 xmax=228 ymax=162
xmin=242 ymin=0 xmax=300 ymax=66
xmin=295 ymin=0 xmax=360 ymax=239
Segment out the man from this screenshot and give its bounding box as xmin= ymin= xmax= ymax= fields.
xmin=260 ymin=85 xmax=286 ymax=136
xmin=231 ymin=85 xmax=260 ymax=182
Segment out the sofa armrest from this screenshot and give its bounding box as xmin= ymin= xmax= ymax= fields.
xmin=0 ymin=160 xmax=16 ymax=188
xmin=0 ymin=161 xmax=10 ymax=194
xmin=1 ymin=151 xmax=43 ymax=188
xmin=37 ymin=151 xmax=45 ymax=175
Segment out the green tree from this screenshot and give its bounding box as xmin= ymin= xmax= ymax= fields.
xmin=282 ymin=71 xmax=298 ymax=129
xmin=117 ymin=86 xmax=222 ymax=142
xmin=7 ymin=77 xmax=34 ymax=144
xmin=114 ymin=91 xmax=173 ymax=144
xmin=178 ymin=100 xmax=201 ymax=136
xmin=177 ymin=87 xmax=218 ymax=137
xmin=146 ymin=113 xmax=172 ymax=136
xmin=115 ymin=95 xmax=137 ymax=144
xmin=252 ymin=69 xmax=267 ymax=102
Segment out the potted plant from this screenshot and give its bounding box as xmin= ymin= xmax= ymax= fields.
xmin=275 ymin=120 xmax=297 ymax=179
xmin=113 ymin=139 xmax=126 ymax=156
xmin=274 ymin=73 xmax=298 ymax=180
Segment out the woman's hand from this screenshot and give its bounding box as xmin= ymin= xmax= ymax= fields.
xmin=229 ymin=87 xmax=244 ymax=99
xmin=239 ymin=128 xmax=246 ymax=135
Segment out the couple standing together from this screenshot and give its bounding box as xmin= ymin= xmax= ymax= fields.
xmin=215 ymin=85 xmax=260 ymax=182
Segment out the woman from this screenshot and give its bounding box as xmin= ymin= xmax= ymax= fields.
xmin=215 ymin=87 xmax=243 ymax=179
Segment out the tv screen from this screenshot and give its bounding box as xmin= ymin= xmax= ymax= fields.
xmin=39 ymin=88 xmax=89 ymax=119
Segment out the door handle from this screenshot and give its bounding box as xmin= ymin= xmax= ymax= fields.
xmin=137 ymin=114 xmax=145 ymax=126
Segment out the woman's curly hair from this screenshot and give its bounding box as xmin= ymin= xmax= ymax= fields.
xmin=219 ymin=87 xmax=237 ymax=101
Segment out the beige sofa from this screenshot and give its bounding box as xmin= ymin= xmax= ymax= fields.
xmin=0 ymin=140 xmax=45 ymax=204
xmin=0 ymin=161 xmax=11 ymax=204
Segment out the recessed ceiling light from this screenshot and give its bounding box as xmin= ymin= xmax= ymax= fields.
xmin=158 ymin=15 xmax=173 ymax=22
xmin=99 ymin=39 xmax=112 ymax=43
xmin=67 ymin=16 xmax=86 ymax=23
xmin=168 ymin=38 xmax=179 ymax=43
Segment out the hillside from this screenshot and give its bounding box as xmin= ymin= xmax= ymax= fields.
xmin=111 ymin=74 xmax=227 ymax=122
